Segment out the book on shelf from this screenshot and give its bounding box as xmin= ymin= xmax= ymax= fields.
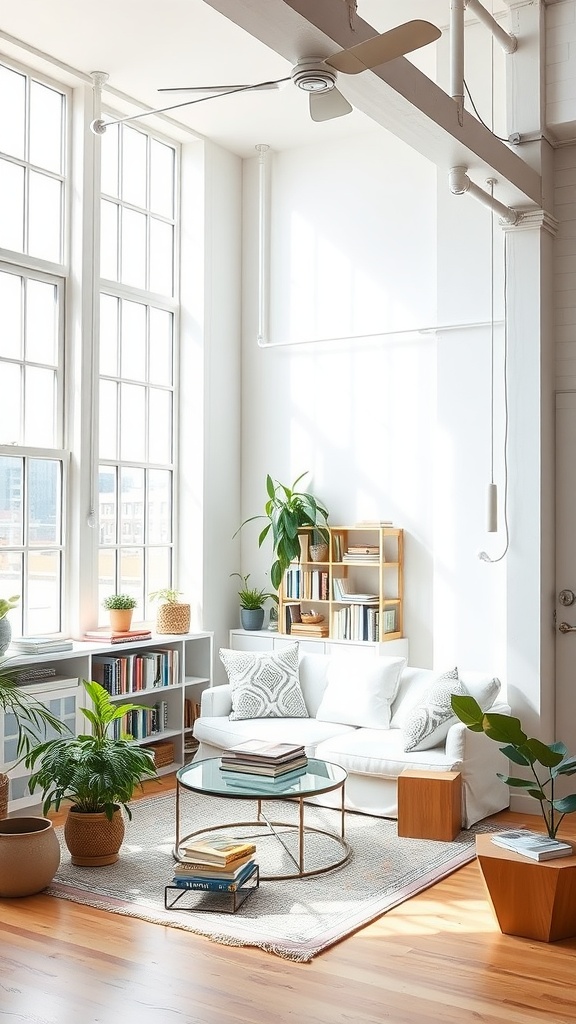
xmin=347 ymin=545 xmax=380 ymax=555
xmin=289 ymin=624 xmax=329 ymax=637
xmin=298 ymin=532 xmax=309 ymax=562
xmin=82 ymin=627 xmax=152 ymax=643
xmin=178 ymin=836 xmax=256 ymax=865
xmin=9 ymin=637 xmax=74 ymax=653
xmin=221 ymin=767 xmax=307 ymax=790
xmin=12 ymin=666 xmax=57 ymax=682
xmin=173 ymin=852 xmax=254 ymax=878
xmin=354 ymin=520 xmax=393 ymax=527
xmin=490 ymin=830 xmax=574 ymax=861
xmin=332 ymin=578 xmax=378 ymax=603
xmin=220 ymin=755 xmax=308 ymax=777
xmin=223 ymin=739 xmax=306 ymax=762
xmin=171 ymin=861 xmax=257 ymax=892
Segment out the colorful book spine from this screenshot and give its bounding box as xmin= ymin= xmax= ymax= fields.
xmin=171 ymin=863 xmax=256 ymax=892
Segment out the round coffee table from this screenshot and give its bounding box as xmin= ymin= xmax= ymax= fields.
xmin=175 ymin=756 xmax=350 ymax=880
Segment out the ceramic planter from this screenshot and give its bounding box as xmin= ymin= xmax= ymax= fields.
xmin=0 ymin=816 xmax=61 ymax=896
xmin=109 ymin=608 xmax=134 ymax=632
xmin=240 ymin=608 xmax=265 ymax=631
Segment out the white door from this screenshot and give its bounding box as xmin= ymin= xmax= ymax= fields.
xmin=555 ymin=393 xmax=576 ymax=762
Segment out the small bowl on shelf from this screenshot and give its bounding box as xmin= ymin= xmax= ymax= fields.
xmin=300 ymin=613 xmax=324 ymax=624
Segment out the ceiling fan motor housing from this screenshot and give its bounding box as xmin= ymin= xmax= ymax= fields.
xmin=291 ymin=59 xmax=337 ymax=93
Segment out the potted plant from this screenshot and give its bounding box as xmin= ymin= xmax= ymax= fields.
xmin=24 ymin=679 xmax=158 ymax=865
xmin=451 ymin=694 xmax=576 ymax=839
xmin=0 ymin=595 xmax=19 ymax=655
xmin=235 ymin=472 xmax=330 ymax=590
xmin=102 ymin=593 xmax=138 ymax=632
xmin=149 ymin=588 xmax=191 ymax=635
xmin=230 ymin=573 xmax=275 ymax=631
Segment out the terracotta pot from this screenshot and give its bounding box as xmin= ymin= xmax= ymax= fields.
xmin=109 ymin=609 xmax=133 ymax=632
xmin=156 ymin=603 xmax=191 ymax=634
xmin=64 ymin=805 xmax=125 ymax=866
xmin=0 ymin=816 xmax=61 ymax=897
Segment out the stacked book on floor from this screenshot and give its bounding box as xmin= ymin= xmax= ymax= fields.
xmin=219 ymin=739 xmax=308 ymax=792
xmin=173 ymin=836 xmax=257 ymax=892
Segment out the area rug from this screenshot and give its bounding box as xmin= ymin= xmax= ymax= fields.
xmin=47 ymin=792 xmax=490 ymax=962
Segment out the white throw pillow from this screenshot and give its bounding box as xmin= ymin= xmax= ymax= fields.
xmin=315 ymin=655 xmax=407 ymax=729
xmin=219 ymin=643 xmax=309 ymax=721
xmin=402 ymin=667 xmax=465 ymax=752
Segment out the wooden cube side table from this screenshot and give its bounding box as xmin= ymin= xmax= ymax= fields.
xmin=397 ymin=769 xmax=462 ymax=841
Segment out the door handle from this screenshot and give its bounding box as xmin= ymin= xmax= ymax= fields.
xmin=559 ymin=621 xmax=576 ymax=634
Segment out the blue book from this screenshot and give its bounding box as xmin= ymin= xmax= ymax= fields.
xmin=171 ymin=861 xmax=256 ymax=892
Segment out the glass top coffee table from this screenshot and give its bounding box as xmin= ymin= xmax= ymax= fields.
xmin=175 ymin=757 xmax=350 ymax=880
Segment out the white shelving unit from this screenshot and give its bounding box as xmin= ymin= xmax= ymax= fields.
xmin=0 ymin=632 xmax=213 ymax=813
xmin=229 ymin=629 xmax=409 ymax=660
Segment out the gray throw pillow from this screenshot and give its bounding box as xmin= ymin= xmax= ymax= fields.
xmin=219 ymin=643 xmax=309 ymax=721
xmin=402 ymin=667 xmax=465 ymax=752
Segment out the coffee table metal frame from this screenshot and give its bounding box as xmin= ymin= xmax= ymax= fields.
xmin=174 ymin=757 xmax=350 ymax=881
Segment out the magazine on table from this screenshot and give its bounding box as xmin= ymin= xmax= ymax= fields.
xmin=491 ymin=829 xmax=573 ymax=861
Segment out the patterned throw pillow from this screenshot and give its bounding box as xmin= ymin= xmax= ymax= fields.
xmin=401 ymin=668 xmax=465 ymax=752
xmin=219 ymin=643 xmax=309 ymax=721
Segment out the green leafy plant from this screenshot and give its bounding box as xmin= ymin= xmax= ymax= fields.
xmin=102 ymin=593 xmax=137 ymax=611
xmin=149 ymin=589 xmax=183 ymax=604
xmin=0 ymin=659 xmax=67 ymax=759
xmin=0 ymin=595 xmax=19 ymax=619
xmin=451 ymin=694 xmax=576 ymax=838
xmin=230 ymin=573 xmax=275 ymax=610
xmin=235 ymin=472 xmax=330 ymax=590
xmin=25 ymin=680 xmax=158 ymax=820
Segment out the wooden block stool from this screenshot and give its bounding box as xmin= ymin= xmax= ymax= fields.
xmin=397 ymin=769 xmax=462 ymax=841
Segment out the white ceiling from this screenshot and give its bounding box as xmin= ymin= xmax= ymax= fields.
xmin=0 ymin=0 xmax=509 ymax=157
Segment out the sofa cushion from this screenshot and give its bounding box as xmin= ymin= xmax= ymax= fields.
xmin=194 ymin=714 xmax=357 ymax=759
xmin=316 ymin=728 xmax=461 ymax=778
xmin=315 ymin=654 xmax=406 ymax=729
xmin=401 ymin=668 xmax=465 ymax=752
xmin=390 ymin=667 xmax=501 ymax=727
xmin=219 ymin=643 xmax=309 ymax=721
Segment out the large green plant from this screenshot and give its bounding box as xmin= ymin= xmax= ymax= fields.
xmin=25 ymin=680 xmax=158 ymax=820
xmin=451 ymin=694 xmax=576 ymax=839
xmin=236 ymin=473 xmax=330 ymax=590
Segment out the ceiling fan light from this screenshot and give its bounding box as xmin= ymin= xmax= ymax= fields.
xmin=291 ymin=62 xmax=337 ymax=93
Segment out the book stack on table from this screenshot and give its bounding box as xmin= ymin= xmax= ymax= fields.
xmin=491 ymin=829 xmax=574 ymax=861
xmin=173 ymin=836 xmax=258 ymax=892
xmin=219 ymin=739 xmax=308 ymax=792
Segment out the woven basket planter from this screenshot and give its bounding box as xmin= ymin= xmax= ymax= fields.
xmin=64 ymin=806 xmax=125 ymax=866
xmin=156 ymin=603 xmax=190 ymax=634
xmin=0 ymin=774 xmax=8 ymax=819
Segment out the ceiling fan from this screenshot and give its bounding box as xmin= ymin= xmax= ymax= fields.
xmin=90 ymin=20 xmax=440 ymax=134
xmin=158 ymin=20 xmax=440 ymax=123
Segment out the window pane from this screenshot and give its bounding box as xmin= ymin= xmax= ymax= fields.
xmin=28 ymin=458 xmax=60 ymax=545
xmin=29 ymin=81 xmax=63 ymax=174
xmin=98 ymin=546 xmax=116 ymax=611
xmin=0 ymin=365 xmax=22 ymax=444
xmin=28 ymin=172 xmax=62 ymax=262
xmin=26 ymin=279 xmax=57 ymax=364
xmin=100 ymin=199 xmax=118 ymax=280
xmin=120 ymin=300 xmax=146 ymax=382
xmin=149 ymin=218 xmax=173 ymax=296
xmin=120 ymin=383 xmax=145 ymax=461
xmin=0 ymin=159 xmax=25 ymax=251
xmin=100 ymin=123 xmax=119 ymax=198
xmin=27 ymin=550 xmax=60 ymax=634
xmin=120 ymin=467 xmax=144 ymax=545
xmin=150 ymin=140 xmax=174 ymax=218
xmin=120 ymin=547 xmax=143 ymax=611
xmin=24 ymin=367 xmax=56 ymax=446
xmin=99 ymin=294 xmax=118 ymax=376
xmin=149 ymin=307 xmax=172 ymax=385
xmin=98 ymin=467 xmax=117 ymax=545
xmin=146 ymin=546 xmax=172 ymax=614
xmin=99 ymin=380 xmax=118 ymax=459
xmin=0 ymin=272 xmax=22 ymax=359
xmin=148 ymin=469 xmax=172 ymax=543
xmin=122 ymin=126 xmax=147 ymax=208
xmin=121 ymin=208 xmax=146 ymax=288
xmin=148 ymin=388 xmax=172 ymax=464
xmin=0 ymin=456 xmax=23 ymax=546
xmin=0 ymin=552 xmax=23 ymax=632
xmin=0 ymin=65 xmax=25 ymax=160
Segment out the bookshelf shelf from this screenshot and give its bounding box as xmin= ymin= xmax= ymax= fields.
xmin=278 ymin=526 xmax=403 ymax=645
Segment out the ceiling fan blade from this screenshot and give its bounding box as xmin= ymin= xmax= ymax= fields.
xmin=325 ymin=21 xmax=441 ymax=75
xmin=158 ymin=81 xmax=285 ymax=94
xmin=309 ymin=88 xmax=353 ymax=123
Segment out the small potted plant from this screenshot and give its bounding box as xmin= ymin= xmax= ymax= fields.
xmin=102 ymin=593 xmax=138 ymax=632
xmin=25 ymin=679 xmax=158 ymax=865
xmin=149 ymin=588 xmax=191 ymax=635
xmin=230 ymin=573 xmax=275 ymax=632
xmin=0 ymin=595 xmax=19 ymax=655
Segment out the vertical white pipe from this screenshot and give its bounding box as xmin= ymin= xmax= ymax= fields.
xmin=450 ymin=0 xmax=466 ymax=124
xmin=256 ymin=144 xmax=270 ymax=346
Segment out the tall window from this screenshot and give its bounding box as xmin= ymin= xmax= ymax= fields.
xmin=0 ymin=60 xmax=67 ymax=636
xmin=98 ymin=122 xmax=177 ymax=621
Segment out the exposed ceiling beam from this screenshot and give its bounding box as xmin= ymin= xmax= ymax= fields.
xmin=202 ymin=0 xmax=541 ymax=209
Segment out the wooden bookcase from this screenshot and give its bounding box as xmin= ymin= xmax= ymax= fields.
xmin=278 ymin=525 xmax=403 ymax=645
xmin=0 ymin=632 xmax=213 ymax=813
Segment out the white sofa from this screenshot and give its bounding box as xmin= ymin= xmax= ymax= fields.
xmin=193 ymin=652 xmax=511 ymax=828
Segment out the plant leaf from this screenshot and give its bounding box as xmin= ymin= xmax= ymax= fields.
xmin=500 ymin=744 xmax=531 ymax=766
xmin=482 ymin=713 xmax=527 ymax=745
xmin=552 ymin=794 xmax=576 ymax=813
xmin=525 ymin=737 xmax=565 ymax=768
xmin=450 ymin=694 xmax=483 ymax=727
xmin=497 ymin=775 xmax=537 ymax=789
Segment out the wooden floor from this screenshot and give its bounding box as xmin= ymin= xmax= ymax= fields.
xmin=2 ymin=778 xmax=575 ymax=1024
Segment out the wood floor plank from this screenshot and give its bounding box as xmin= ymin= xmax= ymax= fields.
xmin=2 ymin=780 xmax=576 ymax=1024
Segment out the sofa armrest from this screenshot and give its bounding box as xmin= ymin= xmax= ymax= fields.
xmin=444 ymin=700 xmax=512 ymax=826
xmin=200 ymin=684 xmax=233 ymax=718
